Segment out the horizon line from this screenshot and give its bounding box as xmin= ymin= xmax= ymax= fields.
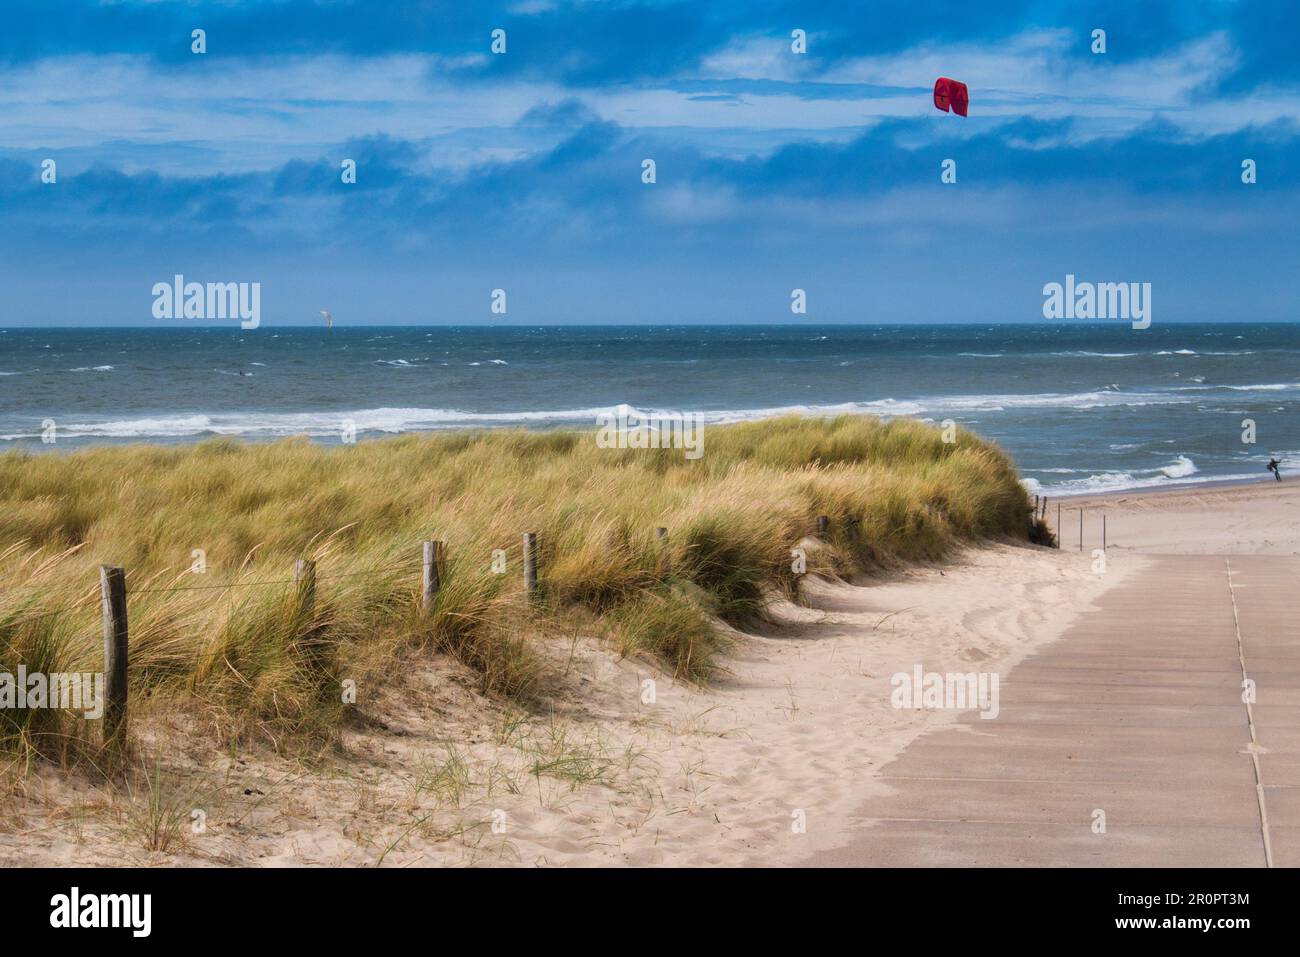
xmin=4 ymin=319 xmax=1299 ymax=331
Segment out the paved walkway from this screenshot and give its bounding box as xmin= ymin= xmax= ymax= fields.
xmin=817 ymin=554 xmax=1300 ymax=866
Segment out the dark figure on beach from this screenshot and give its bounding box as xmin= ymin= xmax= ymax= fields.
xmin=1268 ymin=458 xmax=1282 ymax=481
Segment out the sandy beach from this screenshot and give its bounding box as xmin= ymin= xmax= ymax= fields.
xmin=6 ymin=477 xmax=1288 ymax=867
xmin=1050 ymin=478 xmax=1300 ymax=556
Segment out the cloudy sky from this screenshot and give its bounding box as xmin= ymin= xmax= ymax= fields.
xmin=1 ymin=0 xmax=1296 ymax=325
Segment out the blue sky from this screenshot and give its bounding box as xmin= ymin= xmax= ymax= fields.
xmin=0 ymin=0 xmax=1296 ymax=326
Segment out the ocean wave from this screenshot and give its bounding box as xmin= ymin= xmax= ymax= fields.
xmin=2 ymin=414 xmax=217 ymax=440
xmin=716 ymin=391 xmax=1189 ymax=415
xmin=1041 ymin=471 xmax=1276 ymax=496
xmin=1024 ymin=455 xmax=1297 ymax=497
xmin=2 ymin=404 xmax=805 ymax=441
xmin=1052 ymin=351 xmax=1140 ymax=358
xmin=930 ymin=390 xmax=1181 ymax=412
xmin=0 ymin=390 xmax=1215 ymax=442
xmin=1170 ymin=382 xmax=1300 ymax=393
xmin=1 ymin=407 xmax=674 ymax=440
xmin=69 ymin=365 xmax=114 ymax=372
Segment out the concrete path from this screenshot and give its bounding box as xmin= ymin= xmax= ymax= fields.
xmin=816 ymin=554 xmax=1300 ymax=867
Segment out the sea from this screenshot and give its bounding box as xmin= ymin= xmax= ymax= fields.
xmin=2 ymin=323 xmax=1297 ymax=496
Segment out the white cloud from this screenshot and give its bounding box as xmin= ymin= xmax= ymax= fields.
xmin=0 ymin=54 xmax=561 ymax=172
xmin=1 ymin=27 xmax=1296 ymax=183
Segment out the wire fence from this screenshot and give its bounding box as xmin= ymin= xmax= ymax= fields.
xmin=0 ymin=551 xmax=431 ymax=633
xmin=127 ymin=558 xmax=421 ymax=594
xmin=0 ymin=533 xmax=543 ymax=748
xmin=0 ymin=515 xmax=878 ymax=748
xmin=0 ymin=596 xmax=101 ymax=628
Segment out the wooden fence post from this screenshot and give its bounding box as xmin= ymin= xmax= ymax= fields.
xmin=1103 ymin=514 xmax=1107 ymax=551
xmin=99 ymin=564 xmax=128 ymax=749
xmin=655 ymin=527 xmax=667 ymax=541
xmin=523 ymin=532 xmax=538 ymax=595
xmin=295 ymin=558 xmax=317 ymax=614
xmin=817 ymin=515 xmax=829 ymax=536
xmin=1057 ymin=502 xmax=1061 ymax=549
xmin=422 ymin=540 xmax=445 ymax=610
xmin=1078 ymin=509 xmax=1084 ymax=552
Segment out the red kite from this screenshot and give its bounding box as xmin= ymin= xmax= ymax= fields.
xmin=933 ymin=77 xmax=969 ymax=116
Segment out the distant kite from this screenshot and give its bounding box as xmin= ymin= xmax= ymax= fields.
xmin=320 ymin=309 xmax=333 ymax=330
xmin=933 ymin=77 xmax=969 ymax=117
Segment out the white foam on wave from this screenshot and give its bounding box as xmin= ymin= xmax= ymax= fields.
xmin=5 ymin=413 xmax=217 ymax=440
xmin=1161 ymin=455 xmax=1197 ymax=479
xmin=2 ymin=402 xmax=865 ymax=441
xmin=1168 ymin=382 xmax=1300 ymax=394
xmin=1053 ymin=351 xmax=1140 ymax=358
xmin=1024 ymin=455 xmax=1227 ymax=496
xmin=2 ymin=406 xmax=675 ymax=440
xmin=0 ymin=387 xmax=1220 ymax=442
xmin=711 ymin=390 xmax=1189 ymax=416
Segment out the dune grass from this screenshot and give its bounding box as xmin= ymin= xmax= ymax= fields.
xmin=0 ymin=415 xmax=1033 ymax=765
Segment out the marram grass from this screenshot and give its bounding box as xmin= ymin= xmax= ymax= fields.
xmin=0 ymin=415 xmax=1032 ymax=762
